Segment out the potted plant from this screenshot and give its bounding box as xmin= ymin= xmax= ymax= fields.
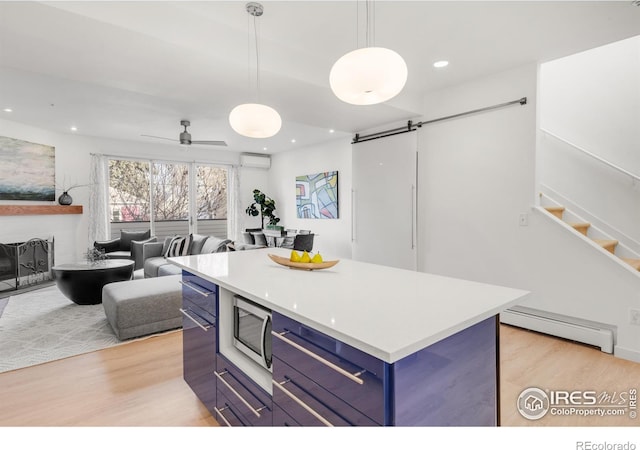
xmin=245 ymin=189 xmax=281 ymax=229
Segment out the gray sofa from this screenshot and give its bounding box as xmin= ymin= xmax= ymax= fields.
xmin=101 ymin=233 xmax=265 ymax=341
xmin=141 ymin=234 xmax=265 ymax=278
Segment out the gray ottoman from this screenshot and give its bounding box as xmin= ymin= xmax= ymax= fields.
xmin=102 ymin=274 xmax=182 ymax=340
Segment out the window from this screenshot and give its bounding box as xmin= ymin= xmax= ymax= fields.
xmin=108 ymin=158 xmax=228 ymax=239
xmin=109 ymin=159 xmax=150 ymax=222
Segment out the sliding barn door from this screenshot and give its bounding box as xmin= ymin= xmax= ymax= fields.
xmin=351 ymin=131 xmax=417 ymax=270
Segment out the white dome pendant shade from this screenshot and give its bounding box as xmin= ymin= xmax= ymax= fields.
xmin=229 ymin=2 xmax=282 ymax=139
xmin=229 ymin=103 xmax=282 ymax=138
xmin=330 ymin=46 xmax=408 ymax=105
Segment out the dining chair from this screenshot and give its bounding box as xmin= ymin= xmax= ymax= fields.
xmin=292 ymin=233 xmax=314 ymax=252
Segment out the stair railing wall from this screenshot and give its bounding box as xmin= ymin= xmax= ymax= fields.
xmin=538 ymin=129 xmax=640 ymax=252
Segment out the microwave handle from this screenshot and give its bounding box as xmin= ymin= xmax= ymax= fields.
xmin=261 ymin=315 xmax=271 ymax=369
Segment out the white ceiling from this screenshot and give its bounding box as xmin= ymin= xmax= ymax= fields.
xmin=1 ymin=1 xmax=639 ymax=154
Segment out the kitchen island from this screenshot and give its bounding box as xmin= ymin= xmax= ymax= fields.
xmin=169 ymin=248 xmax=529 ymax=426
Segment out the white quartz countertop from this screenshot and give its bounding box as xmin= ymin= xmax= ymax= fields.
xmin=169 ymin=248 xmax=529 ymax=363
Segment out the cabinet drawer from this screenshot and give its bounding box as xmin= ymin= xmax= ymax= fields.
xmin=182 ymin=311 xmax=216 ymax=414
xmin=216 ymin=354 xmax=272 ymax=427
xmin=216 ymin=389 xmax=249 ymax=427
xmin=181 ymin=271 xmax=217 ymax=319
xmin=182 ymin=298 xmax=215 ymax=326
xmin=273 ymin=356 xmax=378 ymax=427
xmin=273 ymin=403 xmax=300 ymax=427
xmin=272 ymin=312 xmax=386 ymax=424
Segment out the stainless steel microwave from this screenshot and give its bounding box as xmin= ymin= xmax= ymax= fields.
xmin=233 ymin=295 xmax=272 ymax=371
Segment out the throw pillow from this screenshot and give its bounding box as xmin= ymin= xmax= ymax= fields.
xmin=201 ymin=237 xmax=232 ymax=254
xmin=189 ymin=234 xmax=209 ymax=255
xmin=251 ymin=232 xmax=267 ymax=247
xmin=164 ymin=235 xmax=192 ymax=257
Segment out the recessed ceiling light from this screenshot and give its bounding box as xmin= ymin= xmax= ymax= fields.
xmin=70 ymin=126 xmax=77 ymax=132
xmin=291 ymin=139 xmax=296 ymax=143
xmin=433 ymin=60 xmax=449 ymax=68
xmin=3 ymin=108 xmax=12 ymax=113
xmin=329 ymin=129 xmax=335 ymax=133
xmin=263 ymin=147 xmax=268 ymax=151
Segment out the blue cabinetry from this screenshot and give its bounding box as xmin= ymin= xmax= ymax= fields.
xmin=272 ymin=312 xmax=385 ymax=426
xmin=215 ymin=354 xmax=273 ymax=426
xmin=272 ymin=312 xmax=499 ymax=426
xmin=180 ymin=272 xmax=500 ymax=427
xmin=181 ymin=270 xmax=218 ymax=415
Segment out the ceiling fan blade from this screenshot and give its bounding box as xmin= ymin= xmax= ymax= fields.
xmin=191 ymin=140 xmax=228 ymax=146
xmin=141 ymin=134 xmax=178 ymax=142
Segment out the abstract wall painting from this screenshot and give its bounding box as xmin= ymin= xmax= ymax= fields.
xmin=0 ymin=136 xmax=55 ymax=201
xmin=296 ymin=171 xmax=338 ymax=219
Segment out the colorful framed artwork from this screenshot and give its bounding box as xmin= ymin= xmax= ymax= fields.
xmin=0 ymin=136 xmax=55 ymax=201
xmin=296 ymin=171 xmax=338 ymax=219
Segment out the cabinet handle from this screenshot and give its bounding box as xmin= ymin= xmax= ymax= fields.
xmin=272 ymin=331 xmax=365 ymax=385
xmin=272 ymin=379 xmax=333 ymax=427
xmin=179 ymin=280 xmax=213 ymax=297
xmin=214 ymin=406 xmax=232 ymax=427
xmin=214 ymin=370 xmax=265 ymax=418
xmin=179 ymin=308 xmax=212 ymax=331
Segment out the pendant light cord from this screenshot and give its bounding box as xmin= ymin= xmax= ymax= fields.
xmin=363 ymin=0 xmax=375 ymax=48
xmin=254 ymin=13 xmax=260 ymax=102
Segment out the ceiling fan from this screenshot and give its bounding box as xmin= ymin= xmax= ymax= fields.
xmin=142 ymin=120 xmax=227 ymax=147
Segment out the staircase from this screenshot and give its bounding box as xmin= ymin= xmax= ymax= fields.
xmin=540 ymin=195 xmax=640 ymax=273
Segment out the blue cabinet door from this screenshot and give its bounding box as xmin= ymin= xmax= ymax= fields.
xmin=273 ymin=356 xmax=378 ymax=426
xmin=181 ymin=271 xmax=218 ymax=415
xmin=216 ymin=354 xmax=273 ymax=426
xmin=272 ymin=312 xmax=387 ymax=424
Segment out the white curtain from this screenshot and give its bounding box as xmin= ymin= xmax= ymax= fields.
xmin=88 ymin=153 xmax=110 ymax=245
xmin=228 ymin=165 xmax=241 ymax=242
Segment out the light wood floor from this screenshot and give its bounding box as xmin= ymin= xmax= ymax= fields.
xmin=1 ymin=325 xmax=638 ymax=427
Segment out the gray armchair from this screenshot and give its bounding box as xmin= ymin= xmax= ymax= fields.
xmin=94 ymin=229 xmax=156 ymax=270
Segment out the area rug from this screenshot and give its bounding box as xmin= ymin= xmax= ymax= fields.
xmin=0 ymin=285 xmax=178 ymax=374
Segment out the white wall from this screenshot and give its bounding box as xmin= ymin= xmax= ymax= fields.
xmin=540 ymin=35 xmax=640 ymax=171
xmin=417 ymin=64 xmax=640 ymax=361
xmin=268 ymin=138 xmax=352 ymax=259
xmin=0 ymin=118 xmax=267 ymax=263
xmin=539 ymin=36 xmax=640 ymax=246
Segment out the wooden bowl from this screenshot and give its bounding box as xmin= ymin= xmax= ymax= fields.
xmin=267 ymin=254 xmax=340 ymax=271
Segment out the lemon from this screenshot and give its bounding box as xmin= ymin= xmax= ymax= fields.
xmin=300 ymin=251 xmax=311 ymax=263
xmin=290 ymin=250 xmax=301 ymax=262
xmin=311 ymin=252 xmax=323 ymax=263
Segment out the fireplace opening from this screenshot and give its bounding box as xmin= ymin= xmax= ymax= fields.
xmin=0 ymin=237 xmax=55 ymax=296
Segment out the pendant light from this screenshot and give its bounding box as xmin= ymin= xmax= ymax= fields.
xmin=329 ymin=0 xmax=407 ymax=105
xmin=229 ymin=2 xmax=282 ymax=138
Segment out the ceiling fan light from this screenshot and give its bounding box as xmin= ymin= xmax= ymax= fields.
xmin=229 ymin=103 xmax=282 ymax=138
xmin=329 ymin=47 xmax=408 ymax=105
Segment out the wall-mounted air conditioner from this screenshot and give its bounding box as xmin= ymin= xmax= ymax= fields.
xmin=240 ymin=153 xmax=271 ymax=169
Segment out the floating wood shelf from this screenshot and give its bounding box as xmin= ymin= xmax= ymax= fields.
xmin=0 ymin=205 xmax=83 ymax=216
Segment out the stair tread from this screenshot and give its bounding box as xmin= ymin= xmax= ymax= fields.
xmin=544 ymin=206 xmax=565 ymax=219
xmin=593 ymin=238 xmax=618 ymax=254
xmin=623 ymin=259 xmax=640 ymax=271
xmin=569 ymin=222 xmax=591 ymax=236
xmin=593 ymin=239 xmax=619 ymax=245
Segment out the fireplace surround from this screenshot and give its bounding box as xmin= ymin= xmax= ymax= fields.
xmin=0 ymin=237 xmax=55 ymax=296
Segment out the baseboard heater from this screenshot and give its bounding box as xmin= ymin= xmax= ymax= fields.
xmin=500 ymin=306 xmax=615 ymax=353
